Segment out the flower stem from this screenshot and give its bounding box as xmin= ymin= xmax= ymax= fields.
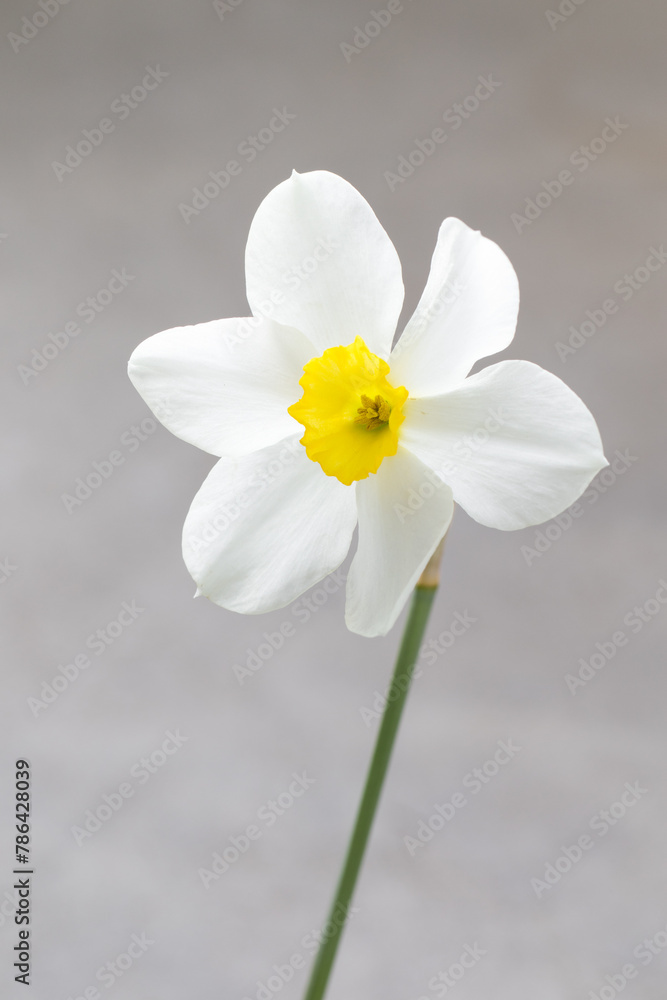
xmin=302 ymin=561 xmax=443 ymax=1000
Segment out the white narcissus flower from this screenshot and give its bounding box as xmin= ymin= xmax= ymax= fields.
xmin=128 ymin=170 xmax=607 ymax=637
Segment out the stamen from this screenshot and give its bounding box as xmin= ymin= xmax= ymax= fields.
xmin=355 ymin=394 xmax=392 ymax=430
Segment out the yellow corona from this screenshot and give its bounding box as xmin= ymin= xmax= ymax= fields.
xmin=288 ymin=336 xmax=408 ymax=485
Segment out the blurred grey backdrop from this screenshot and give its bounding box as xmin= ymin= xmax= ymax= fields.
xmin=1 ymin=1 xmax=666 ymax=998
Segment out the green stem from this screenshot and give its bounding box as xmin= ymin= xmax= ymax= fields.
xmin=302 ymin=584 xmax=438 ymax=1000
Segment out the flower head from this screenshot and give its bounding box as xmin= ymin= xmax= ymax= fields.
xmin=128 ymin=170 xmax=606 ymax=637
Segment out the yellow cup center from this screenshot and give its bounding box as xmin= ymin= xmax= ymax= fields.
xmin=288 ymin=336 xmax=408 ymax=485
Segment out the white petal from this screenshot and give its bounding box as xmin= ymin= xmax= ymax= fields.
xmin=345 ymin=447 xmax=454 ymax=637
xmin=400 ymin=360 xmax=608 ymax=531
xmin=245 ymin=170 xmax=404 ymax=358
xmin=128 ymin=318 xmax=313 ymax=456
xmin=390 ymin=218 xmax=519 ymax=396
xmin=182 ymin=437 xmax=357 ymax=613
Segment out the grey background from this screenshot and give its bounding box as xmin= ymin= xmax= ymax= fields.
xmin=1 ymin=1 xmax=666 ymax=998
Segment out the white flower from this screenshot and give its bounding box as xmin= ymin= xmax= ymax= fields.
xmin=128 ymin=170 xmax=606 ymax=637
